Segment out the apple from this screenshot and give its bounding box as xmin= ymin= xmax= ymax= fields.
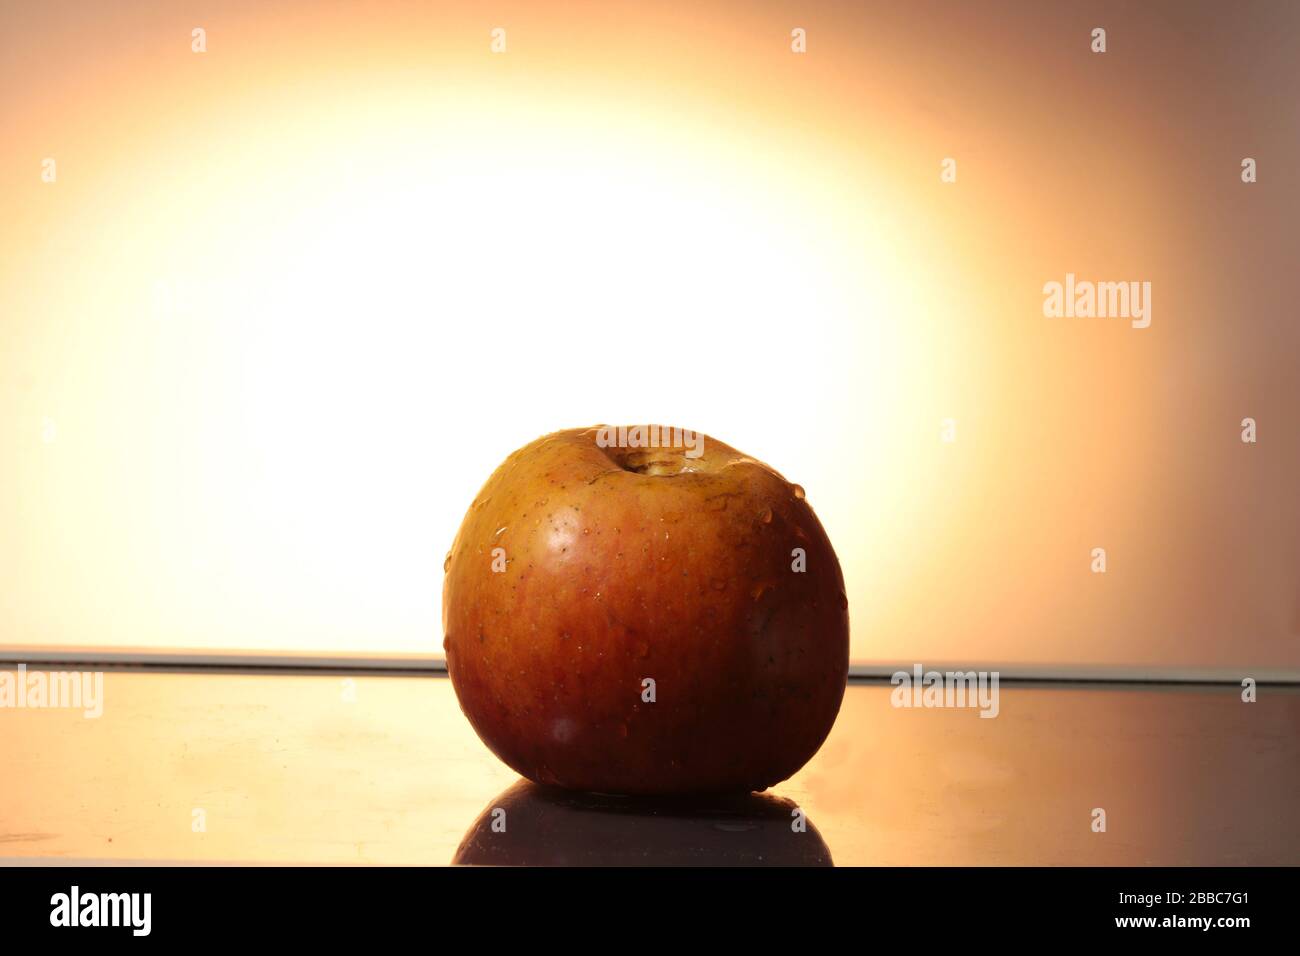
xmin=442 ymin=425 xmax=849 ymax=795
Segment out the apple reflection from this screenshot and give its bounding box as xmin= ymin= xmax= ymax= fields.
xmin=453 ymin=780 xmax=832 ymax=866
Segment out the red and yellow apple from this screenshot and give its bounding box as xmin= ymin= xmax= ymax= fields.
xmin=442 ymin=426 xmax=848 ymax=795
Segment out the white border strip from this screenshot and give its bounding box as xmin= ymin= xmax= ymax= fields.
xmin=847 ymin=662 xmax=1300 ymax=684
xmin=0 ymin=647 xmax=444 ymax=671
xmin=0 ymin=647 xmax=1296 ymax=683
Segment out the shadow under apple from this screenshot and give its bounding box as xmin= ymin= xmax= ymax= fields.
xmin=453 ymin=779 xmax=832 ymax=866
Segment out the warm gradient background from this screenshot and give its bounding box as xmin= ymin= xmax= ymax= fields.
xmin=2 ymin=0 xmax=1297 ymax=671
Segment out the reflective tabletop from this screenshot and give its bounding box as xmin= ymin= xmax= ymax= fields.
xmin=1 ymin=671 xmax=1296 ymax=865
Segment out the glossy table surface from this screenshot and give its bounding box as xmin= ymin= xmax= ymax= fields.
xmin=1 ymin=671 xmax=1296 ymax=865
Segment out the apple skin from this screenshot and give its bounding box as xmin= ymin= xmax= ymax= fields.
xmin=442 ymin=426 xmax=849 ymax=795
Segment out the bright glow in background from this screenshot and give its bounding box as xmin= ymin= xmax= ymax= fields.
xmin=2 ymin=1 xmax=1297 ymax=669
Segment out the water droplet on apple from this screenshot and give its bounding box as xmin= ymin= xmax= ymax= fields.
xmin=494 ymin=526 xmax=508 ymax=537
xmin=443 ymin=552 xmax=452 ymax=573
xmin=792 ymin=484 xmax=806 ymax=501
xmin=758 ymin=507 xmax=773 ymax=524
xmin=839 ymin=591 xmax=849 ymax=610
xmin=550 ymin=718 xmax=578 ymax=744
